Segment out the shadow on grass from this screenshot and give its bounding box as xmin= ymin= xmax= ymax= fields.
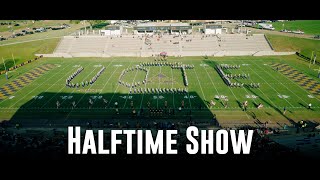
xmin=6 ymin=91 xmax=215 ymax=128
xmin=204 ymin=59 xmax=300 ymax=127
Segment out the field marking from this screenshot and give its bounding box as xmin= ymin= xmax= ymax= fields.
xmin=252 ymin=60 xmax=309 ymax=106
xmin=207 ymin=61 xmax=244 ymax=110
xmin=230 ymin=60 xmax=261 ymax=106
xmin=239 ymin=60 xmax=287 ymax=107
xmin=71 ymin=59 xmax=118 ymax=108
xmin=260 ymin=60 xmax=320 ymax=103
xmin=40 ymin=62 xmax=96 ymax=108
xmin=139 ymin=69 xmax=148 ymax=110
xmin=157 ymin=65 xmax=161 ymax=108
xmin=191 ymin=61 xmax=206 ymax=100
xmin=170 ymin=66 xmax=176 ymax=109
xmin=24 ymin=63 xmax=77 ymax=108
xmin=1 ymin=106 xmax=320 ymax=111
xmin=107 ymin=60 xmax=136 ymax=108
xmin=231 ymin=60 xmax=274 ymax=120
xmin=0 ymin=62 xmax=66 ymax=105
xmin=59 ymin=62 xmax=108 ymax=106
xmin=202 ymin=61 xmax=220 ymax=96
xmin=71 ymin=60 xmax=114 ymax=108
xmin=64 ymin=60 xmax=118 ymax=120
xmin=2 ymin=62 xmax=69 ymax=107
xmin=215 ymin=60 xmax=250 ymax=119
xmin=122 ymin=64 xmax=141 ymax=109
xmin=243 ymin=60 xmax=295 ymax=108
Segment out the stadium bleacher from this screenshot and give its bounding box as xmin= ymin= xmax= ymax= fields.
xmin=53 ymin=34 xmax=273 ymax=57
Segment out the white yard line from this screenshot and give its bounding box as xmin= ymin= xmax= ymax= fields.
xmin=259 ymin=60 xmax=320 ymax=103
xmin=122 ymin=65 xmax=140 ymax=109
xmin=64 ymin=61 xmax=117 ymax=120
xmin=40 ymin=62 xmax=96 ymax=108
xmin=244 ymin=61 xmax=295 ymax=108
xmin=156 ymin=65 xmax=162 ymax=108
xmin=228 ymin=60 xmax=259 ymax=106
xmin=24 ymin=62 xmax=77 ymax=108
xmin=191 ymin=61 xmax=206 ymax=100
xmin=0 ymin=61 xmax=66 ymax=105
xmin=206 ymin=60 xmax=250 ymax=119
xmin=59 ymin=63 xmax=103 ymax=105
xmin=6 ymin=62 xmax=69 ymax=108
xmin=107 ymin=60 xmax=135 ymax=107
xmin=202 ymin=61 xmax=220 ymax=96
xmin=70 ymin=60 xmax=115 ymax=107
xmin=139 ymin=66 xmax=149 ymax=109
xmin=170 ymin=66 xmax=176 ymax=109
xmin=1 ymin=106 xmax=320 ymax=111
xmin=252 ymin=60 xmax=310 ymax=105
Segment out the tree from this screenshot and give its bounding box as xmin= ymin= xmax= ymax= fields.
xmin=87 ymin=20 xmax=106 ymax=30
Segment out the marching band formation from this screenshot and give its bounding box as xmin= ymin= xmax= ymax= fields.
xmin=129 ymin=87 xmax=188 ymax=94
xmin=220 ymin=64 xmax=241 ymax=69
xmin=65 ymin=66 xmax=106 ymax=88
xmin=118 ymin=62 xmax=194 ymax=90
xmin=118 ymin=65 xmax=149 ymax=88
xmin=216 ymin=64 xmax=260 ymax=89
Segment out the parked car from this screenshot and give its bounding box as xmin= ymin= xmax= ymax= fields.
xmin=25 ymin=31 xmax=34 ymax=34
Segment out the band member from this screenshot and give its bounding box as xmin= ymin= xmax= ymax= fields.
xmin=89 ymin=98 xmax=93 ymax=109
xmin=103 ymin=98 xmax=108 ymax=108
xmin=56 ymin=100 xmax=60 ymax=109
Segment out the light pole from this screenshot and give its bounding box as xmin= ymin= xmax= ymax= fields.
xmin=309 ymin=51 xmax=314 ymax=68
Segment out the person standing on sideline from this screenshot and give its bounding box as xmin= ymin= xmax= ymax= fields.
xmin=308 ymin=103 xmax=312 ymax=109
xmin=5 ymin=71 xmax=8 ymax=80
xmin=283 ymin=106 xmax=286 ymax=115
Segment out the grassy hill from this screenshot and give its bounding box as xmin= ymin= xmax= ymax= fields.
xmin=272 ymin=20 xmax=320 ymax=35
xmin=266 ymin=34 xmax=320 ymax=58
xmin=0 ymin=38 xmax=60 ymax=71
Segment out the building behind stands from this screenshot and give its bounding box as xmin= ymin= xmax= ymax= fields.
xmin=133 ymin=23 xmax=192 ymax=35
xmin=203 ymin=25 xmax=223 ymax=34
xmin=100 ymin=25 xmax=123 ymax=36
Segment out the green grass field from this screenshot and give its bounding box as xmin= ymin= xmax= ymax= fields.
xmin=0 ymin=22 xmax=87 ymax=46
xmin=0 ymin=38 xmax=60 ymax=71
xmin=0 ymin=56 xmax=319 ymax=128
xmin=0 ymin=20 xmax=71 ymax=33
xmin=266 ymin=34 xmax=320 ymax=58
xmin=272 ymin=20 xmax=320 ymax=35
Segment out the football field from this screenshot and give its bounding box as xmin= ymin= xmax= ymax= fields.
xmin=0 ymin=56 xmax=319 ymax=128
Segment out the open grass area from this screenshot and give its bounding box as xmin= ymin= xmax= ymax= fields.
xmin=266 ymin=34 xmax=320 ymax=58
xmin=0 ymin=38 xmax=60 ymax=71
xmin=0 ymin=20 xmax=71 ymax=33
xmin=272 ymin=20 xmax=320 ymax=35
xmin=0 ymin=56 xmax=319 ymax=128
xmin=0 ymin=22 xmax=87 ymax=45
